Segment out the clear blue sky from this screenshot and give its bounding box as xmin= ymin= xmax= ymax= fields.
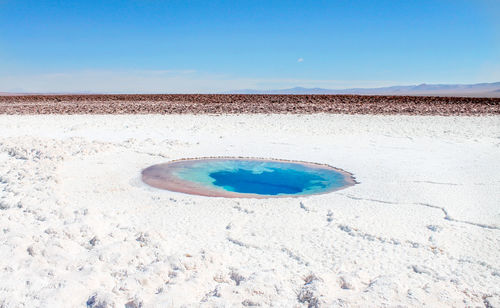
xmin=1 ymin=0 xmax=499 ymax=93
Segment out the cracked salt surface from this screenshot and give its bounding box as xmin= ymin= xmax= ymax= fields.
xmin=0 ymin=114 xmax=499 ymax=307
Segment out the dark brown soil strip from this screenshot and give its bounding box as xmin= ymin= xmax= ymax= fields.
xmin=0 ymin=94 xmax=499 ymax=115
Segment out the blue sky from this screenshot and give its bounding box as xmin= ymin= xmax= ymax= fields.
xmin=1 ymin=0 xmax=499 ymax=93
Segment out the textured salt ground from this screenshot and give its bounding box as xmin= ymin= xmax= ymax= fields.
xmin=1 ymin=94 xmax=499 ymax=115
xmin=0 ymin=114 xmax=499 ymax=307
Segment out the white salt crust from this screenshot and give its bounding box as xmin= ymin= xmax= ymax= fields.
xmin=0 ymin=114 xmax=499 ymax=307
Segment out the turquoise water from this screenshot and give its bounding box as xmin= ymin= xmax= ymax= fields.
xmin=173 ymin=159 xmax=351 ymax=196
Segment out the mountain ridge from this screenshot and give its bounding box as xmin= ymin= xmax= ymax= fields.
xmin=2 ymin=82 xmax=500 ymax=97
xmin=228 ymin=82 xmax=500 ymax=97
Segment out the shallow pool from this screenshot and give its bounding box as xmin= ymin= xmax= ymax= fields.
xmin=142 ymin=158 xmax=355 ymax=198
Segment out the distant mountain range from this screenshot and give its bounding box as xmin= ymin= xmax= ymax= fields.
xmin=229 ymin=82 xmax=500 ymax=97
xmin=2 ymin=82 xmax=500 ymax=97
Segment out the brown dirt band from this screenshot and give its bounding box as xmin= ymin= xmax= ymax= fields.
xmin=1 ymin=94 xmax=499 ymax=115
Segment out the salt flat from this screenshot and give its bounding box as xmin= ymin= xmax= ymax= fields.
xmin=0 ymin=114 xmax=499 ymax=307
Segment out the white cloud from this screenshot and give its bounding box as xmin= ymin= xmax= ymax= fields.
xmin=297 ymin=58 xmax=304 ymax=63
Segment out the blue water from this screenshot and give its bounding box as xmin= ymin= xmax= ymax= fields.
xmin=210 ymin=167 xmax=327 ymax=195
xmin=173 ymin=159 xmax=351 ymax=196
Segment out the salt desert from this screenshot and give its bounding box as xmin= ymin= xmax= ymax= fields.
xmin=0 ymin=114 xmax=499 ymax=307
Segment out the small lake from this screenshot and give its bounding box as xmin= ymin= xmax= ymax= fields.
xmin=142 ymin=158 xmax=355 ymax=198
